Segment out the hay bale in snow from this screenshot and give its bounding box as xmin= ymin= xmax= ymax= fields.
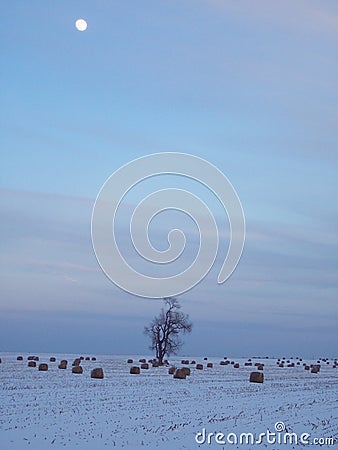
xmin=127 ymin=359 xmax=133 ymax=363
xmin=173 ymin=369 xmax=187 ymax=379
xmin=130 ymin=366 xmax=140 ymax=375
xmin=72 ymin=366 xmax=83 ymax=374
xmin=181 ymin=367 xmax=191 ymax=376
xmin=38 ymin=363 xmax=48 ymax=371
xmin=17 ymin=356 xmax=23 ymax=361
xmin=139 ymin=358 xmax=146 ymax=363
xmin=196 ymin=364 xmax=203 ymax=370
xmin=141 ymin=363 xmax=149 ymax=369
xmin=257 ymin=365 xmax=264 ymax=370
xmin=58 ymin=360 xmax=67 ymax=369
xmin=91 ymin=368 xmax=104 ymax=379
xmin=49 ymin=357 xmax=56 ymax=362
xmin=28 ymin=361 xmax=36 ymax=367
xmin=168 ymin=366 xmax=176 ymax=375
xmin=249 ymin=372 xmax=264 ymax=383
xmin=85 ymin=357 xmax=90 ymax=361
xmin=72 ymin=358 xmax=81 ymax=367
xmin=91 ymin=357 xmax=96 ymax=361
xmin=234 ymin=363 xmax=240 ymax=368
xmin=207 ymin=363 xmax=213 ymax=368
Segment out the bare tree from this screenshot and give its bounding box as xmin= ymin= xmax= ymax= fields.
xmin=144 ymin=297 xmax=192 ymax=365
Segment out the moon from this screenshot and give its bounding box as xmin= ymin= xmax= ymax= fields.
xmin=75 ymin=19 xmax=88 ymax=31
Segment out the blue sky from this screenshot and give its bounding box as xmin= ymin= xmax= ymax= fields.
xmin=1 ymin=0 xmax=337 ymax=357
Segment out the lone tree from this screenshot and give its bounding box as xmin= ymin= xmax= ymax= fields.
xmin=144 ymin=297 xmax=192 ymax=365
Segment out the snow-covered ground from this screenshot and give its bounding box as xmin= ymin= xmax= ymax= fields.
xmin=0 ymin=353 xmax=337 ymax=449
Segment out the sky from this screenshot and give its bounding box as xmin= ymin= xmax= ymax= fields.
xmin=1 ymin=0 xmax=337 ymax=358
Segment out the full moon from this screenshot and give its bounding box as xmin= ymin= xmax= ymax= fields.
xmin=75 ymin=19 xmax=88 ymax=31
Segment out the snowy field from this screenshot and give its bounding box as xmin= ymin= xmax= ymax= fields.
xmin=0 ymin=353 xmax=337 ymax=449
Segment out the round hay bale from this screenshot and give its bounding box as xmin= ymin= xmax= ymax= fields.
xmin=190 ymin=360 xmax=196 ymax=364
xmin=311 ymin=366 xmax=320 ymax=374
xmin=257 ymin=365 xmax=264 ymax=370
xmin=207 ymin=363 xmax=213 ymax=368
xmin=127 ymin=359 xmax=133 ymax=363
xmin=181 ymin=367 xmax=191 ymax=376
xmin=34 ymin=356 xmax=39 ymax=361
xmin=130 ymin=366 xmax=140 ymax=375
xmin=224 ymin=357 xmax=228 ymax=360
xmin=28 ymin=361 xmax=36 ymax=367
xmin=220 ymin=361 xmax=226 ymax=365
xmin=141 ymin=363 xmax=149 ymax=369
xmin=173 ymin=368 xmax=187 ymax=379
xmin=152 ymin=361 xmax=159 ymax=367
xmin=38 ymin=363 xmax=48 ymax=371
xmin=91 ymin=357 xmax=96 ymax=361
xmin=204 ymin=357 xmax=208 ymax=360
xmin=168 ymin=366 xmax=176 ymax=375
xmin=196 ymin=364 xmax=203 ymax=370
xmin=304 ymin=365 xmax=310 ymax=370
xmin=279 ymin=363 xmax=284 ymax=367
xmin=58 ymin=360 xmax=67 ymax=369
xmin=17 ymin=356 xmax=23 ymax=361
xmin=231 ymin=361 xmax=235 ymax=365
xmin=85 ymin=357 xmax=90 ymax=361
xmin=27 ymin=356 xmax=35 ymax=361
xmin=49 ymin=357 xmax=56 ymax=362
xmin=91 ymin=367 xmax=104 ymax=379
xmin=234 ymin=363 xmax=240 ymax=368
xmin=244 ymin=362 xmax=252 ymax=366
xmin=72 ymin=366 xmax=83 ymax=374
xmin=249 ymin=372 xmax=264 ymax=383
xmin=72 ymin=358 xmax=81 ymax=367
xmin=139 ymin=358 xmax=146 ymax=363
xmin=80 ymin=356 xmax=84 ymax=360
